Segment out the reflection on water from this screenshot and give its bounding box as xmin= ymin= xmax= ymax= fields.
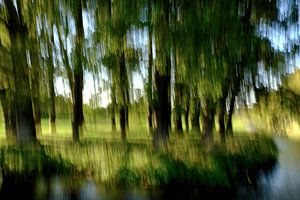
xmin=0 ymin=137 xmax=299 ymax=200
xmin=235 ymin=137 xmax=300 ymax=200
xmin=79 ymin=181 xmax=101 ymax=200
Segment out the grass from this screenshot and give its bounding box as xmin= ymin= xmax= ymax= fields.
xmin=0 ymin=111 xmax=278 ymax=189
xmin=0 ymin=136 xmax=278 ymax=189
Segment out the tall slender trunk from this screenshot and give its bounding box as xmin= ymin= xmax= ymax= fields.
xmin=191 ymin=98 xmax=200 ymax=132
xmin=226 ymin=71 xmax=240 ymax=136
xmin=47 ymin=32 xmax=56 ymax=135
xmin=110 ymin=80 xmax=117 ymax=132
xmin=73 ymin=0 xmax=84 ymax=142
xmin=226 ymin=93 xmax=236 ymax=135
xmin=202 ymin=100 xmax=214 ymax=141
xmin=73 ymin=73 xmax=83 ymax=141
xmin=172 ymin=2 xmax=183 ymax=134
xmin=174 ymin=83 xmax=183 ymax=134
xmin=185 ymin=98 xmax=190 ymax=132
xmin=5 ymin=0 xmax=37 ymax=144
xmin=147 ymin=0 xmax=153 ymax=133
xmin=119 ymin=47 xmax=127 ymax=140
xmin=148 ymin=105 xmax=153 ymax=132
xmin=30 ymin=40 xmax=42 ymax=137
xmin=175 ymin=110 xmax=183 ymax=133
xmin=218 ymin=97 xmax=226 ymax=141
xmin=125 ymin=104 xmax=129 ymax=130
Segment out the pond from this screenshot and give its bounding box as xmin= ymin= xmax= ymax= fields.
xmin=0 ymin=137 xmax=299 ymax=200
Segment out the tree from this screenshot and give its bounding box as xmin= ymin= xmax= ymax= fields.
xmin=3 ymin=0 xmax=37 ymax=144
xmin=72 ymin=0 xmax=85 ymax=141
xmin=152 ymin=0 xmax=172 ymax=148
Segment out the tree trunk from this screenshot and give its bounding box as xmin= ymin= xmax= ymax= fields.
xmin=175 ymin=111 xmax=183 ymax=133
xmin=185 ymin=100 xmax=190 ymax=132
xmin=72 ymin=73 xmax=83 ymax=142
xmin=5 ymin=0 xmax=37 ymax=144
xmin=218 ymin=97 xmax=226 ymax=141
xmin=120 ymin=106 xmax=126 ymax=140
xmin=152 ymin=0 xmax=171 ymax=149
xmin=0 ymin=89 xmax=16 ymax=142
xmin=147 ymin=0 xmax=154 ymax=133
xmin=119 ymin=48 xmax=128 ymax=140
xmin=29 ymin=40 xmax=42 ymax=137
xmin=153 ymin=69 xmax=171 ymax=149
xmin=47 ymin=33 xmax=56 ymax=135
xmin=125 ymin=104 xmax=129 ymax=130
xmin=202 ymin=101 xmax=214 ymax=141
xmin=174 ymin=83 xmax=183 ymax=134
xmin=226 ymin=94 xmax=235 ymax=136
xmin=110 ymin=82 xmax=117 ymax=132
xmin=226 ymin=76 xmax=240 ymax=136
xmin=148 ymin=106 xmax=153 ymax=132
xmin=191 ymin=98 xmax=201 ymax=132
xmin=72 ymin=0 xmax=84 ymax=142
xmin=111 ymin=109 xmax=116 ymax=132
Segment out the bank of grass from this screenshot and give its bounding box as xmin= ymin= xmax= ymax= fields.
xmin=0 ymin=136 xmax=278 ymax=189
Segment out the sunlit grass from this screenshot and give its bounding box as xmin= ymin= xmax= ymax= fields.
xmin=0 ymin=111 xmax=264 ymax=140
xmin=0 ymin=110 xmax=279 ymax=188
xmin=0 ymin=136 xmax=277 ymax=188
xmin=37 ymin=112 xmax=150 ymax=140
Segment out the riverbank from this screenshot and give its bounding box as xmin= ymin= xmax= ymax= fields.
xmin=0 ymin=136 xmax=278 ymax=189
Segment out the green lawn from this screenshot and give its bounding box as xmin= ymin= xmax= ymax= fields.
xmin=0 ymin=110 xmax=279 ymax=188
xmin=0 ymin=111 xmax=264 ymax=141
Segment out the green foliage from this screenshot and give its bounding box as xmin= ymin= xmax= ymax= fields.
xmin=0 ymin=136 xmax=278 ymax=188
xmin=0 ymin=145 xmax=74 ymax=176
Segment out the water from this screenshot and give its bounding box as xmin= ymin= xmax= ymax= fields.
xmin=234 ymin=137 xmax=300 ymax=200
xmin=0 ymin=137 xmax=299 ymax=200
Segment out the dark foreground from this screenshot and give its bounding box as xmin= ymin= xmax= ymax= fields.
xmin=1 ymin=137 xmax=297 ymax=200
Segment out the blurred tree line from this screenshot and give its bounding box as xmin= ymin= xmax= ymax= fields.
xmin=0 ymin=0 xmax=299 ymax=147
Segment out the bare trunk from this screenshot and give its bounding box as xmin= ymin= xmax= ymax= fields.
xmin=185 ymin=101 xmax=190 ymax=132
xmin=226 ymin=94 xmax=235 ymax=136
xmin=191 ymin=98 xmax=201 ymax=132
xmin=174 ymin=83 xmax=183 ymax=134
xmin=218 ymin=97 xmax=226 ymax=141
xmin=72 ymin=73 xmax=83 ymax=142
xmin=111 ymin=112 xmax=116 ymax=132
xmin=30 ymin=40 xmax=42 ymax=137
xmin=148 ymin=106 xmax=153 ymax=132
xmin=119 ymin=48 xmax=127 ymax=140
xmin=47 ymin=60 xmax=56 ymax=135
xmin=125 ymin=104 xmax=129 ymax=130
xmin=153 ymin=69 xmax=171 ymax=149
xmin=120 ymin=106 xmax=126 ymax=140
xmin=72 ymin=0 xmax=84 ymax=142
xmin=175 ymin=111 xmax=183 ymax=133
xmin=152 ymin=0 xmax=171 ymax=149
xmin=45 ymin=28 xmax=57 ymax=135
xmin=110 ymin=82 xmax=117 ymax=132
xmin=147 ymin=1 xmax=154 ymax=132
xmin=5 ymin=0 xmax=37 ymax=144
xmin=226 ymin=77 xmax=239 ymax=136
xmin=202 ymin=100 xmax=214 ymax=141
